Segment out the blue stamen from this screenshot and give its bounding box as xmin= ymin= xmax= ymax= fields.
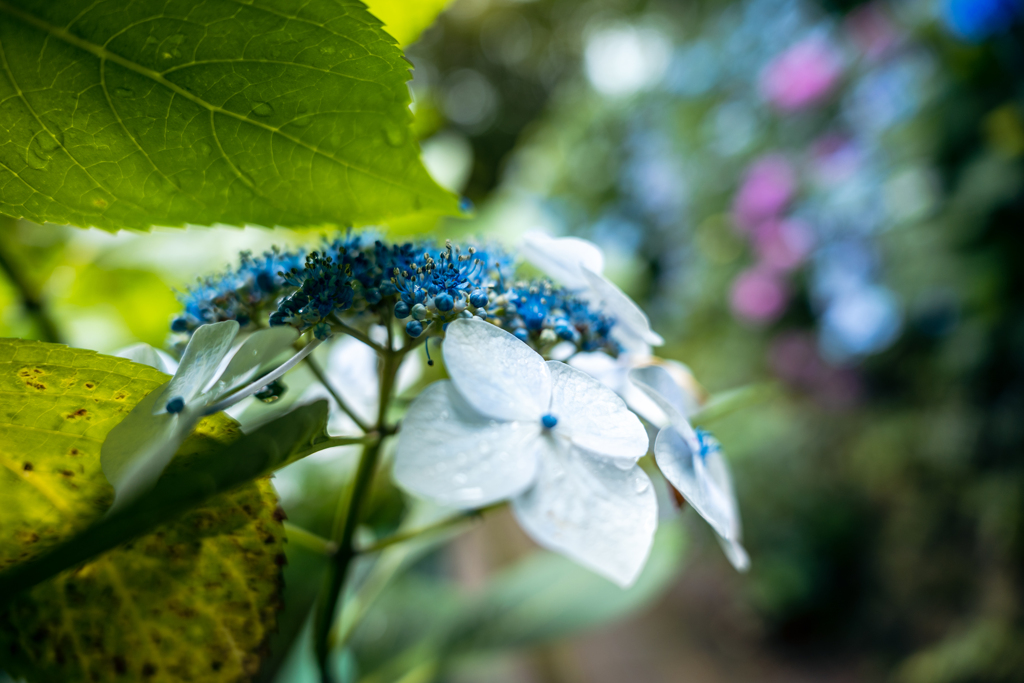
xmin=166 ymin=396 xmax=185 ymax=414
xmin=541 ymin=414 xmax=558 ymax=429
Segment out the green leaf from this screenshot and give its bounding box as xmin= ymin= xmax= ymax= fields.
xmin=0 ymin=339 xmax=285 ymax=682
xmin=364 ymin=0 xmax=455 ymax=46
xmin=0 ymin=0 xmax=457 ymax=231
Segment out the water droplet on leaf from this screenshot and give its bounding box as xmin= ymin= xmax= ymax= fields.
xmin=197 ymin=142 xmax=212 ymax=157
xmin=114 ymin=87 xmax=134 ymax=98
xmin=383 ymin=125 xmax=406 ymax=147
xmin=255 ymin=379 xmax=287 ymax=403
xmin=251 ymin=102 xmax=274 ymax=117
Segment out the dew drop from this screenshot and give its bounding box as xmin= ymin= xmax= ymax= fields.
xmin=251 ymin=102 xmax=274 ymax=117
xmin=633 ymin=477 xmax=649 ymax=494
xmin=613 ymin=457 xmax=634 ymax=471
xmin=114 ymin=87 xmax=134 ymax=98
xmin=320 ymin=45 xmax=335 ymax=55
xmin=383 ymin=125 xmax=406 ymax=147
xmin=439 ymin=410 xmax=450 ymax=420
xmin=291 ymin=115 xmax=313 ymax=128
xmin=196 ymin=142 xmax=212 ymax=157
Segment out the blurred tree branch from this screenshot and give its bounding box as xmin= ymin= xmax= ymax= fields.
xmin=0 ymin=222 xmax=62 ymax=344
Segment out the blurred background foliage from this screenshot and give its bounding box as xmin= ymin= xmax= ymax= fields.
xmin=2 ymin=0 xmax=1023 ymax=681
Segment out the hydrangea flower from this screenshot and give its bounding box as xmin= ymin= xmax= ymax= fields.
xmin=114 ymin=342 xmax=179 ymax=375
xmin=521 ymin=230 xmax=664 ymax=352
xmin=394 ymin=318 xmax=657 ymax=587
xmin=569 ymin=351 xmax=706 ymax=428
xmin=629 ymin=365 xmax=749 ymax=571
xmin=102 ymin=322 xmax=302 ymax=511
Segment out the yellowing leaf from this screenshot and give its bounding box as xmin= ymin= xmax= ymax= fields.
xmin=0 ymin=0 xmax=458 ymax=231
xmin=0 ymin=339 xmax=285 ymax=682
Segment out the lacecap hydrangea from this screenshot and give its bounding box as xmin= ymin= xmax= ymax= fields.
xmin=172 ymin=234 xmax=621 ymax=357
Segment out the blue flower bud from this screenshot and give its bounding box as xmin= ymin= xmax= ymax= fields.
xmin=380 ymin=281 xmax=398 ymax=296
xmin=166 ymin=396 xmax=185 ymax=414
xmin=541 ymin=414 xmax=558 ymax=429
xmin=469 ymin=290 xmax=489 ymax=308
xmin=170 ymin=317 xmax=189 ymax=333
xmin=406 ymin=320 xmax=424 ymax=337
xmin=313 ymin=322 xmax=331 ymax=340
xmin=554 ymin=321 xmax=575 ymax=340
xmin=411 ymin=303 xmax=428 ymax=321
xmin=435 ymin=293 xmax=455 ymax=312
xmin=394 ymin=301 xmax=411 ymax=319
xmin=514 ymin=328 xmax=530 ymax=342
xmin=268 ymin=311 xmax=288 ymax=327
xmin=364 ymin=288 xmax=382 ymax=304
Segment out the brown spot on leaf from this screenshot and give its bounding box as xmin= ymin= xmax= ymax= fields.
xmin=69 ymin=448 xmax=80 ymax=456
xmin=22 ymin=462 xmax=32 ymax=471
xmin=141 ymin=663 xmax=156 ymax=677
xmin=65 ymin=408 xmax=89 ymax=420
xmin=274 ymin=553 xmax=287 ymax=567
xmin=113 ymin=656 xmax=127 ymax=675
xmin=61 ymin=470 xmax=74 ymax=478
xmin=84 ymin=382 xmax=95 ymax=389
xmin=273 ymin=506 xmax=287 ymax=522
xmin=264 ymin=535 xmax=275 ymax=544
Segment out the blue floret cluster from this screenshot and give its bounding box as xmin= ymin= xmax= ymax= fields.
xmin=172 ymin=234 xmax=621 ymax=356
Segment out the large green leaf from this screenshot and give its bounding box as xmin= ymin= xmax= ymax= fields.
xmin=0 ymin=339 xmax=284 ymax=682
xmin=0 ymin=0 xmax=457 ymax=231
xmin=364 ymin=0 xmax=454 ymax=46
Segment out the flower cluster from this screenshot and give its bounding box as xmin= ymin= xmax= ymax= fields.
xmin=172 ymin=247 xmax=303 ymax=334
xmin=172 ymin=234 xmax=622 ymax=355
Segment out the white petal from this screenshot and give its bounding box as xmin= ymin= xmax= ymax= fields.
xmin=443 ymin=319 xmax=550 ymax=422
xmin=101 ymin=383 xmax=199 ymax=512
xmin=165 ymin=321 xmax=240 ymax=406
xmin=521 ymin=230 xmax=605 ymax=290
xmin=113 ymin=343 xmax=178 ymax=375
xmin=717 ymin=534 xmax=751 ymax=572
xmin=581 ymin=266 xmax=664 ymax=349
xmin=394 ymin=381 xmax=542 ymax=508
xmin=653 ymin=426 xmax=737 ymax=543
xmin=512 ymin=445 xmax=658 ymax=587
xmin=546 ymin=361 xmax=648 ymax=460
xmin=213 ymin=326 xmax=299 ymax=397
xmin=628 ymin=365 xmax=689 ymax=424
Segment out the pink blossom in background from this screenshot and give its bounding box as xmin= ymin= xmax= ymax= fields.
xmin=753 ymin=218 xmax=815 ymax=271
xmin=732 ymin=154 xmax=797 ymax=231
xmin=729 ymin=267 xmax=789 ymax=323
xmin=760 ymin=36 xmax=844 ymax=112
xmin=845 ymin=4 xmax=901 ymax=61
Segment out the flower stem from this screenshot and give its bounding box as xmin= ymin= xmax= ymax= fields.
xmin=357 ymin=502 xmax=502 ymax=554
xmin=0 ymin=231 xmax=62 ymax=344
xmin=330 ymin=314 xmax=383 ymax=352
xmin=313 ymin=345 xmax=402 ymax=683
xmin=203 ymin=336 xmax=324 ymax=415
xmin=283 ymin=521 xmax=337 ymax=556
xmin=302 ymin=353 xmax=372 ymax=433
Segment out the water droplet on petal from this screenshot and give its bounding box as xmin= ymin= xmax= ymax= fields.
xmin=633 ymin=477 xmax=649 ymax=494
xmin=251 ymin=102 xmax=274 ymax=117
xmin=613 ymin=457 xmax=634 ymax=471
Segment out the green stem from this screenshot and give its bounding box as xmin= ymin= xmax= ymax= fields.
xmin=330 ymin=314 xmax=382 ymax=351
xmin=689 ymin=382 xmax=778 ymax=427
xmin=358 ymin=503 xmax=502 ymax=554
xmin=313 ymin=346 xmax=402 ymax=683
xmin=283 ymin=522 xmax=337 ymax=556
xmin=0 ymin=230 xmax=62 ymax=344
xmin=303 ymin=354 xmax=372 ymax=433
